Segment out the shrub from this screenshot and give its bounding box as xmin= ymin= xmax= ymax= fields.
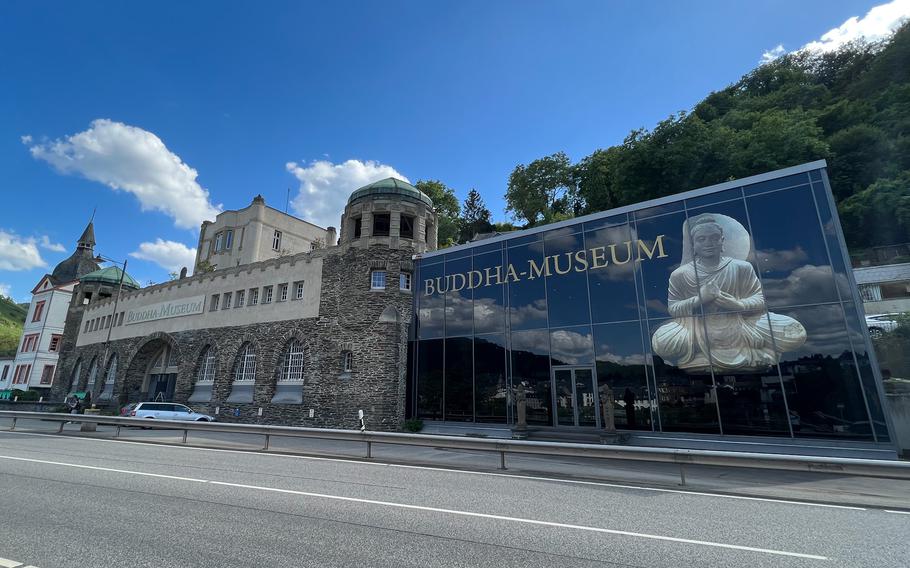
xmin=403 ymin=418 xmax=424 ymax=433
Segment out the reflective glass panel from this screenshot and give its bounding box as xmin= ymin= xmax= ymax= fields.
xmin=593 ymin=321 xmax=652 ymax=430
xmin=444 ymin=337 xmax=473 ymax=421
xmin=585 ymin=221 xmax=639 ymax=323
xmin=507 ymin=242 xmax=548 ymax=331
xmin=773 ymin=304 xmax=872 ymax=440
xmin=650 ymin=317 xmax=721 ymax=434
xmin=747 ymin=186 xmax=839 ymax=308
xmin=636 ymin=212 xmax=687 ymax=318
xmin=472 ymin=250 xmax=506 ymax=334
xmin=416 ymin=339 xmax=443 ymax=420
xmin=812 ymin=182 xmax=853 ymax=300
xmin=510 ymin=329 xmax=552 ymax=425
xmin=742 ymin=172 xmax=809 ymax=196
xmin=544 ymin=231 xmax=591 ymax=327
xmin=550 ymin=326 xmax=594 ymax=367
xmin=842 ymin=302 xmax=890 ymax=441
xmin=445 ymin=256 xmax=473 ymax=337
xmin=474 ymin=334 xmax=507 ymax=423
xmin=417 ymin=262 xmax=445 ymax=339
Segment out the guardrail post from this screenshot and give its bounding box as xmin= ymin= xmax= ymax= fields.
xmin=366 ymin=441 xmax=372 ymax=459
xmin=679 ymin=464 xmax=687 ymax=486
xmin=182 ymin=429 xmax=188 ymax=444
xmin=262 ymin=434 xmax=270 ymax=450
xmin=114 ymin=425 xmax=121 ymax=438
xmin=57 ymin=421 xmax=65 ymax=433
xmin=10 ymin=417 xmax=16 ymax=431
xmin=499 ymin=451 xmax=506 ymax=470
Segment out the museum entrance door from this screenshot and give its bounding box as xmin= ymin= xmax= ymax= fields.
xmin=552 ymin=366 xmax=598 ymax=428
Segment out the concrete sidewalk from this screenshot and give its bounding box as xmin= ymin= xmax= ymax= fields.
xmin=2 ymin=417 xmax=909 ymax=510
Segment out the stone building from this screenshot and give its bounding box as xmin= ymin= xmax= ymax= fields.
xmin=52 ymin=179 xmax=437 ymax=430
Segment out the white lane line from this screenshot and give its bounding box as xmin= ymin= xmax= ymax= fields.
xmin=884 ymin=510 xmax=910 ymax=515
xmin=0 ymin=453 xmax=827 ymax=560
xmin=0 ymin=558 xmax=23 ymax=568
xmin=0 ymin=430 xmax=868 ymax=511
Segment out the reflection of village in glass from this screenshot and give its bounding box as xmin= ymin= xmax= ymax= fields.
xmin=652 ymin=213 xmax=808 ymax=373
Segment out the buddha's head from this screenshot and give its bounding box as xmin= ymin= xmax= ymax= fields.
xmin=689 ymin=215 xmax=724 ymax=261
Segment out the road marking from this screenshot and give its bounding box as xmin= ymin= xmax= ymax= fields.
xmin=0 ymin=453 xmax=827 ymax=560
xmin=0 ymin=557 xmax=35 ymax=568
xmin=0 ymin=430 xmax=870 ymax=511
xmin=884 ymin=510 xmax=910 ymax=515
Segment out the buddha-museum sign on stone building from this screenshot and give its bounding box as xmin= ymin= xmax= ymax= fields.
xmin=52 ymin=162 xmax=896 ymax=445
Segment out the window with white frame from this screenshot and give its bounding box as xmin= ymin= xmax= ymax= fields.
xmin=281 ymin=340 xmax=305 ymax=382
xmin=197 ymin=346 xmax=216 ymax=383
xmin=13 ymin=364 xmax=31 ymax=384
xmin=249 ymin=288 xmax=259 ymax=306
xmin=294 ymin=281 xmax=304 ymax=300
xmin=279 ymin=283 xmax=288 ymax=301
xmin=40 ymin=364 xmax=55 ymax=385
xmin=235 ymin=290 xmax=245 ymax=308
xmin=399 ymin=272 xmax=412 ymax=291
xmin=234 ymin=343 xmax=256 ymax=382
xmin=224 ymin=229 xmax=234 ymax=249
xmin=263 ymin=285 xmax=273 ymax=304
xmin=214 ymin=232 xmax=224 ymax=252
xmin=371 ymin=270 xmax=386 ymax=290
xmin=222 ymin=292 xmax=232 ymax=309
xmin=273 ymin=230 xmax=282 ymax=251
xmin=210 ymin=294 xmax=220 ymax=311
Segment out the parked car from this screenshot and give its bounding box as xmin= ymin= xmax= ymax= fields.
xmin=128 ymin=402 xmax=215 ymax=422
xmin=866 ymin=314 xmax=900 ymax=339
xmin=120 ymin=402 xmax=138 ymax=416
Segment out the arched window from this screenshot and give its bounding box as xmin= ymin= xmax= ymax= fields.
xmin=234 ymin=343 xmax=256 ymax=382
xmin=342 ymin=351 xmax=353 ymax=373
xmin=99 ymin=354 xmax=117 ymax=401
xmin=69 ymin=359 xmax=82 ymax=394
xmin=189 ymin=346 xmax=216 ymax=403
xmin=197 ymin=346 xmax=216 ymax=384
xmin=85 ymin=358 xmax=98 ymax=391
xmin=227 ymin=343 xmax=256 ymax=403
xmin=281 ymin=341 xmax=304 ymax=382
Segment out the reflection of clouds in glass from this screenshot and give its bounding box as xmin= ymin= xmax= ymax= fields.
xmin=755 ymin=247 xmax=809 ymax=272
xmin=762 ymin=264 xmax=837 ymax=307
xmin=777 ymin=304 xmax=850 ymax=360
xmin=595 ymin=345 xmax=646 ymax=366
xmin=511 ymin=329 xmax=550 ymax=355
xmin=509 ymin=299 xmax=548 ymax=328
xmin=550 ymin=328 xmax=594 ymax=365
xmin=473 ymin=296 xmax=504 ymax=330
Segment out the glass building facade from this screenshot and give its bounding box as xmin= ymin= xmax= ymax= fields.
xmin=408 ymin=162 xmax=893 ymax=442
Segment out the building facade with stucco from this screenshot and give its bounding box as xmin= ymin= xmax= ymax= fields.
xmin=52 ymin=179 xmax=437 ymax=430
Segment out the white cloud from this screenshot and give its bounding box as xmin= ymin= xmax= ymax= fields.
xmin=286 ymin=159 xmax=409 ymax=228
xmin=760 ymin=0 xmax=910 ymax=62
xmin=0 ymin=230 xmax=47 ymax=271
xmin=20 ymin=135 xmax=32 ymax=145
xmin=760 ymin=44 xmax=786 ymax=64
xmin=26 ymin=119 xmax=222 ymax=229
xmin=804 ymin=0 xmax=910 ymax=53
xmin=39 ymin=235 xmax=66 ymax=252
xmin=0 ymin=283 xmax=11 ymax=297
xmin=130 ymin=239 xmax=197 ymax=275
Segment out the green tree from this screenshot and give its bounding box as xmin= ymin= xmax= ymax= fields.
xmin=840 ymin=171 xmax=910 ymax=248
xmin=458 ymin=188 xmax=494 ymax=242
xmin=505 ymin=152 xmax=576 ymax=227
xmin=415 ymin=179 xmax=461 ymax=247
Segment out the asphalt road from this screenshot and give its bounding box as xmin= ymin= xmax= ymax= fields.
xmin=0 ymin=428 xmax=908 ymax=568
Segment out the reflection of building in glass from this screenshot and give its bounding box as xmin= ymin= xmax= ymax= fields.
xmin=410 ymin=161 xmax=895 ymax=444
xmin=854 ymin=261 xmax=910 ymax=316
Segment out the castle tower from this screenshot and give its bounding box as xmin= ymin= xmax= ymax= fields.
xmin=338 ymin=178 xmax=438 ymax=252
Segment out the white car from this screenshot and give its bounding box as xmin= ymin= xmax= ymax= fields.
xmin=128 ymin=402 xmax=215 ymax=422
xmin=866 ymin=314 xmax=900 ymax=338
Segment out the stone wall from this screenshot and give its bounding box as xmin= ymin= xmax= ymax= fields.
xmin=54 ymin=244 xmax=415 ymax=431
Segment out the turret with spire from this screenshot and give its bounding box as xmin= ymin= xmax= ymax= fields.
xmin=50 ymin=219 xmax=101 ymax=285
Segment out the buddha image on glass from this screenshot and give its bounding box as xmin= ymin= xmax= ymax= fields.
xmin=651 ymin=213 xmax=807 ymax=373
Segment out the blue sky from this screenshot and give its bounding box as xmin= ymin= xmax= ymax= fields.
xmin=2 ymin=0 xmax=906 ymax=300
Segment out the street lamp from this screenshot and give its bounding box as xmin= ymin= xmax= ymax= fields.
xmin=91 ymin=254 xmax=128 ymax=408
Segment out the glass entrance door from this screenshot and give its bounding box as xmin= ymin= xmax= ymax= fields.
xmin=553 ymin=366 xmax=599 ymax=427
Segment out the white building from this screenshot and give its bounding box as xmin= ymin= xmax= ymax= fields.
xmin=194 ymin=195 xmax=337 ymax=271
xmin=9 ymin=222 xmax=100 ymax=392
xmin=855 ymin=262 xmax=910 ymax=315
xmin=0 ymin=357 xmax=14 ymax=391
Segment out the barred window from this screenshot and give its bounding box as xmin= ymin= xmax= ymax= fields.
xmin=342 ymin=350 xmax=353 ymax=372
xmin=279 ymin=284 xmax=288 ymax=302
xmin=371 ymin=270 xmax=386 ymax=290
xmin=234 ymin=343 xmax=256 ymax=382
xmin=197 ymin=346 xmax=216 ymax=383
xmin=263 ymin=285 xmax=274 ymax=304
xmin=281 ymin=340 xmax=305 ymax=382
xmin=249 ymin=288 xmax=259 ymax=306
xmin=235 ymin=290 xmax=245 ymax=308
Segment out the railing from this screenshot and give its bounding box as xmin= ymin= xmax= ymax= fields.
xmin=1 ymin=410 xmax=908 ymax=486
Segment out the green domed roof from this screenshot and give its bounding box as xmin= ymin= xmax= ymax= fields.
xmin=80 ymin=266 xmax=141 ymax=290
xmin=348 ymin=177 xmax=433 ymax=208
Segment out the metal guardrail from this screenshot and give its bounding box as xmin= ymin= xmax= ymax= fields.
xmin=1 ymin=410 xmax=908 ymax=486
